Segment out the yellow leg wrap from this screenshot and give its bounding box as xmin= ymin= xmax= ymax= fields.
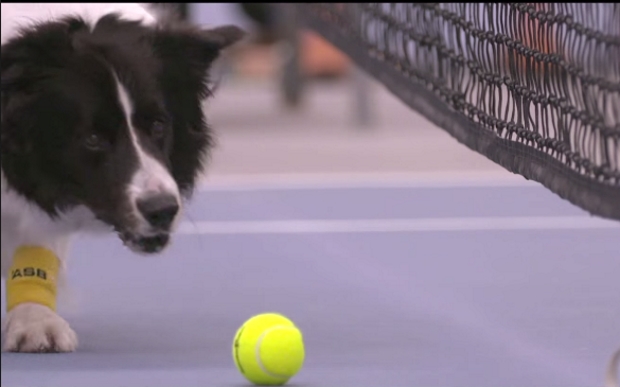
xmin=6 ymin=246 xmax=59 ymax=312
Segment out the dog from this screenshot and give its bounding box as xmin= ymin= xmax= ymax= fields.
xmin=1 ymin=3 xmax=244 ymax=352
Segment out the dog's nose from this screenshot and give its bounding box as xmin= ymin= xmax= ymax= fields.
xmin=137 ymin=194 xmax=179 ymax=230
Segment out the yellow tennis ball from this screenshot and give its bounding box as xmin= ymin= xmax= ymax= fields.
xmin=232 ymin=313 xmax=305 ymax=386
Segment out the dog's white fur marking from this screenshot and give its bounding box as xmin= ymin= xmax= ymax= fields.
xmin=116 ymin=81 xmax=182 ymax=234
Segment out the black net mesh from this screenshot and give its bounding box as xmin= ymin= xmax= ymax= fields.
xmin=298 ymin=3 xmax=620 ymax=220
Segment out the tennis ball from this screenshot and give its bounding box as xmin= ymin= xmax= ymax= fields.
xmin=233 ymin=313 xmax=305 ymax=386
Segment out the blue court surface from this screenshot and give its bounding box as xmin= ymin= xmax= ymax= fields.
xmin=2 ymin=174 xmax=619 ymax=387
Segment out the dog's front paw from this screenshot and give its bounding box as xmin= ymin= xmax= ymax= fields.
xmin=2 ymin=303 xmax=78 ymax=353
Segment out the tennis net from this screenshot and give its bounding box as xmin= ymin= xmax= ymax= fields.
xmin=298 ymin=3 xmax=620 ymax=220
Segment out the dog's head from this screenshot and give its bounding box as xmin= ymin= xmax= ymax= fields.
xmin=1 ymin=14 xmax=244 ymax=254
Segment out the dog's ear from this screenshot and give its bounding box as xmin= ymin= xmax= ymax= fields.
xmin=197 ymin=25 xmax=246 ymax=51
xmin=157 ymin=23 xmax=246 ymax=53
xmin=152 ymin=24 xmax=245 ymax=86
xmin=1 ymin=18 xmax=87 ymax=94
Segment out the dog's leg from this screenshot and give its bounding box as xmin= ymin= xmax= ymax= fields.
xmin=2 ymin=303 xmax=78 ymax=353
xmin=2 ymin=228 xmax=78 ymax=353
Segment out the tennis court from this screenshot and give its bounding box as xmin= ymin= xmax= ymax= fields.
xmin=2 ymin=173 xmax=619 ymax=387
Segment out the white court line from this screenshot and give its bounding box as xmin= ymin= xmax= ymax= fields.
xmin=197 ymin=171 xmax=536 ymax=191
xmin=178 ymin=216 xmax=619 ymax=235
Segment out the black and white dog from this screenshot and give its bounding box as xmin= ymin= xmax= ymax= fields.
xmin=1 ymin=3 xmax=243 ymax=352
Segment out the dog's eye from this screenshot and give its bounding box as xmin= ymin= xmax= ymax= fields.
xmin=83 ymin=134 xmax=106 ymax=151
xmin=150 ymin=120 xmax=167 ymax=140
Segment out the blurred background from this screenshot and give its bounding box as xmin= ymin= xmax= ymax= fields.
xmin=152 ymin=3 xmax=504 ymax=181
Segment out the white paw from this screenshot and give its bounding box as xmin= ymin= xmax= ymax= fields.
xmin=2 ymin=303 xmax=78 ymax=353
